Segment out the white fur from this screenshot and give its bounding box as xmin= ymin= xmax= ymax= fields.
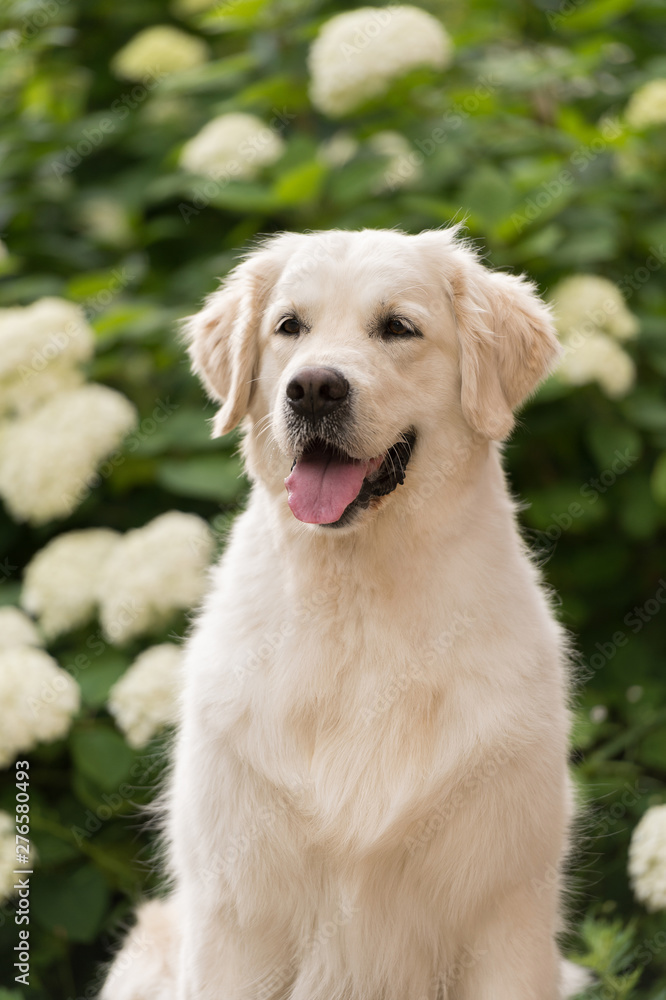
xmin=101 ymin=229 xmax=589 ymax=1000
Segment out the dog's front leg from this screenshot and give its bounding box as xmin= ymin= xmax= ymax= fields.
xmin=455 ymin=882 xmax=561 ymax=1000
xmin=175 ymin=888 xmax=295 ymax=1000
xmin=170 ymin=733 xmax=302 ymax=1000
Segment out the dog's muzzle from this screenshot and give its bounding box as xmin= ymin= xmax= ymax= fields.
xmin=286 ymin=366 xmax=349 ymax=423
xmin=284 ymin=430 xmax=417 ymax=528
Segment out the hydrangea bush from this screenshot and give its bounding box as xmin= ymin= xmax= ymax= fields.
xmin=0 ymin=0 xmax=665 ymax=996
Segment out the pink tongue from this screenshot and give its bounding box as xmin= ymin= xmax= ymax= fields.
xmin=285 ymin=454 xmax=378 ymax=524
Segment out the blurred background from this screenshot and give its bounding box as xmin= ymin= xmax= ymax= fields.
xmin=0 ymin=0 xmax=665 ymax=997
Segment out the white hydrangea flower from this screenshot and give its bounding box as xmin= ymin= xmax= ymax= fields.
xmin=0 ymin=811 xmax=19 ymax=902
xmin=97 ymin=512 xmax=214 ymax=644
xmin=78 ymin=196 xmax=133 ymax=247
xmin=22 ymin=530 xmax=121 ymax=640
xmin=111 ymin=25 xmax=209 ymax=81
xmin=0 ymin=648 xmax=80 ymax=767
xmin=0 ymin=297 xmax=94 ymax=418
xmin=308 ymin=6 xmax=453 ymax=117
xmin=629 ymin=804 xmax=666 ymax=911
xmin=180 ymin=113 xmax=285 ymax=180
xmin=369 ymin=130 xmax=422 ymax=191
xmin=625 ymin=79 xmax=666 ymax=129
xmin=0 ymin=607 xmax=42 ymax=650
xmin=550 ymin=275 xmax=639 ymax=343
xmin=108 ymin=643 xmax=182 ymax=748
xmin=0 ymin=384 xmax=137 ymax=525
xmin=317 ymin=131 xmax=359 ymax=167
xmin=558 ymin=332 xmax=635 ymax=398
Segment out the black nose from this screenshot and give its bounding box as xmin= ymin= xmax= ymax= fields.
xmin=286 ymin=367 xmax=349 ymax=421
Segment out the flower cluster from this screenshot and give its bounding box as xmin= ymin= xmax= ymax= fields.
xmin=548 ymin=275 xmax=638 ymax=397
xmin=0 ymin=384 xmax=137 ymax=524
xmin=180 ymin=113 xmax=285 ymax=180
xmin=0 ymin=297 xmax=137 ymax=524
xmin=0 ymin=297 xmax=93 ymax=418
xmin=308 ymin=6 xmax=452 ymax=117
xmin=0 ymin=606 xmax=42 ymax=649
xmin=0 ymin=647 xmax=80 ymax=767
xmin=22 ymin=529 xmax=121 ymax=639
xmin=21 ymin=512 xmax=214 ymax=645
xmin=108 ymin=643 xmax=182 ymax=748
xmin=625 ymin=79 xmax=666 ymax=130
xmin=629 ymin=804 xmax=666 ymax=911
xmin=111 ymin=25 xmax=209 ymax=81
xmin=368 ymin=130 xmax=421 ymax=191
xmin=98 ymin=511 xmax=214 ymax=643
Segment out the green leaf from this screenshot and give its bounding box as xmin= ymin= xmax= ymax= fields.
xmin=70 ymin=726 xmax=136 ymax=792
xmin=460 ymin=166 xmax=515 ymax=229
xmin=77 ymin=654 xmax=129 ymax=709
xmin=638 ymin=728 xmax=666 ymax=773
xmin=556 ymin=0 xmax=637 ymax=31
xmin=622 ymin=395 xmax=666 ymax=432
xmin=131 ymin=407 xmax=223 ymax=456
xmin=200 ymin=0 xmax=271 ymax=31
xmin=31 ymin=864 xmax=110 ymax=944
xmin=206 ymin=181 xmax=283 ymax=213
xmin=273 ymin=161 xmax=326 ymax=206
xmin=585 ymin=422 xmax=642 ymax=471
xmin=617 ymin=475 xmax=661 ymax=539
xmin=157 ymin=53 xmax=256 ymax=92
xmin=30 ymin=830 xmax=79 ymax=866
xmin=651 ymin=452 xmax=666 ymax=506
xmin=156 ymin=455 xmax=247 ymax=502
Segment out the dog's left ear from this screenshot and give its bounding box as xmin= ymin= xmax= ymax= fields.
xmin=184 ymin=246 xmax=281 ymax=437
xmin=453 ymin=261 xmax=560 ymax=441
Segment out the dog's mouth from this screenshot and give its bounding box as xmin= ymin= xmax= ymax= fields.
xmin=284 ymin=431 xmax=416 ymax=527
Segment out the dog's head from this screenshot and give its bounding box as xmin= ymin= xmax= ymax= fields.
xmin=185 ymin=228 xmax=559 ymax=530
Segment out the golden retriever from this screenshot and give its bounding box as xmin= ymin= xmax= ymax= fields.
xmin=101 ymin=227 xmax=589 ymax=1000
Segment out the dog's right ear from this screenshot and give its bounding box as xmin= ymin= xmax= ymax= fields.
xmin=184 ymin=250 xmax=276 ymax=438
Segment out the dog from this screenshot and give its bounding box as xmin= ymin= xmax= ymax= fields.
xmin=101 ymin=227 xmax=589 ymax=1000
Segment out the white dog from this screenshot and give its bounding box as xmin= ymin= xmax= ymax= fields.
xmin=101 ymin=228 xmax=589 ymax=1000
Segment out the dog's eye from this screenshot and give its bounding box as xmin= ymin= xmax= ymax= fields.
xmin=277 ymin=318 xmax=301 ymax=336
xmin=383 ymin=317 xmax=420 ymax=338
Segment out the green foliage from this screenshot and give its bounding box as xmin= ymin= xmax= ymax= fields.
xmin=0 ymin=0 xmax=665 ymax=996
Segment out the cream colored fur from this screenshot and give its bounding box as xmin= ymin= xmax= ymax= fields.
xmin=100 ymin=228 xmax=590 ymax=1000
